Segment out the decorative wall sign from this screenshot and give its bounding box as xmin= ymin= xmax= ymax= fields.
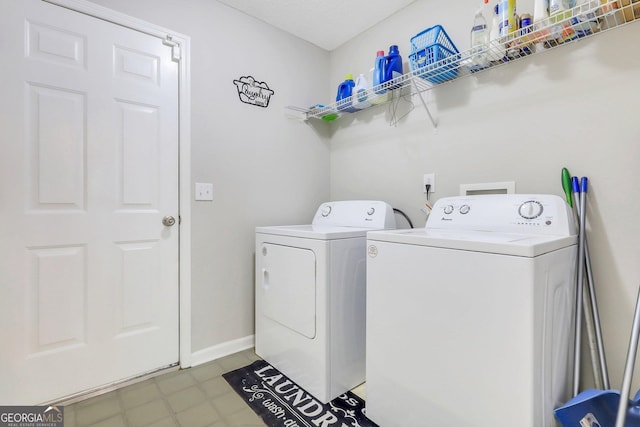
xmin=233 ymin=76 xmax=274 ymax=108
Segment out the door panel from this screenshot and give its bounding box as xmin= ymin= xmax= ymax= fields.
xmin=260 ymin=243 xmax=316 ymax=339
xmin=0 ymin=0 xmax=179 ymax=404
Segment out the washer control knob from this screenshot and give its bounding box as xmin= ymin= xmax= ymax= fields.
xmin=518 ymin=200 xmax=543 ymax=219
xmin=367 ymin=207 xmax=376 ymax=216
xmin=443 ymin=205 xmax=454 ymax=215
xmin=321 ymin=205 xmax=332 ymax=217
xmin=459 ymin=205 xmax=471 ymax=214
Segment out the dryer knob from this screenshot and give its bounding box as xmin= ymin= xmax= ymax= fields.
xmin=443 ymin=205 xmax=454 ymax=215
xmin=459 ymin=205 xmax=471 ymax=214
xmin=321 ymin=205 xmax=332 ymax=217
xmin=367 ymin=207 xmax=376 ymax=216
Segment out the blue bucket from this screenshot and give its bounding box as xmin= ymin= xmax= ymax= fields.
xmin=554 ymin=389 xmax=640 ymax=426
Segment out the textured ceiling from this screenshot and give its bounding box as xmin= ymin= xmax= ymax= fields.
xmin=215 ymin=0 xmax=417 ymax=51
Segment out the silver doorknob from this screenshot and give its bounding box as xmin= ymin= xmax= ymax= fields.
xmin=162 ymin=216 xmax=176 ymax=227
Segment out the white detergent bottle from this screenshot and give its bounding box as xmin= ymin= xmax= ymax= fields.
xmin=489 ymin=2 xmax=505 ymax=62
xmin=352 ymin=73 xmax=371 ymax=110
xmin=470 ymin=3 xmax=490 ymax=71
xmin=369 ymin=67 xmax=389 ymax=105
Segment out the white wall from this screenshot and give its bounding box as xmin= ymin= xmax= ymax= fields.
xmin=328 ymin=0 xmax=640 ymax=390
xmin=86 ymin=0 xmax=331 ymax=354
xmin=84 ymin=0 xmax=640 ymax=393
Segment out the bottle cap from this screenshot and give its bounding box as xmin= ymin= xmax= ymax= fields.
xmin=345 ymin=73 xmax=354 ymax=80
xmin=377 ymin=50 xmax=385 ymax=56
xmin=389 ymin=45 xmax=399 ymax=54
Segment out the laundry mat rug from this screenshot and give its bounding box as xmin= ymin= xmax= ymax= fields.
xmin=223 ymin=360 xmax=378 ymax=427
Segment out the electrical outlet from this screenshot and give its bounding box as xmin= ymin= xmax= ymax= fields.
xmin=423 ymin=173 xmax=436 ymax=193
xmin=195 ymin=182 xmax=214 ymax=201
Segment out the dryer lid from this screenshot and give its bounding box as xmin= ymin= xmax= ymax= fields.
xmin=256 ymin=224 xmax=372 ymax=239
xmin=256 ymin=200 xmax=397 ymax=239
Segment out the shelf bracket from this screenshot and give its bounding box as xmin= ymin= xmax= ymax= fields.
xmin=411 ymin=78 xmax=436 ymax=128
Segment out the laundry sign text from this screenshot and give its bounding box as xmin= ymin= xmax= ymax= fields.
xmin=223 ymin=360 xmax=378 ymax=427
xmin=233 ymin=76 xmax=274 ymax=108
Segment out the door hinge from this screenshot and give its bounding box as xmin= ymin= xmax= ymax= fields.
xmin=163 ymin=35 xmax=181 ymax=62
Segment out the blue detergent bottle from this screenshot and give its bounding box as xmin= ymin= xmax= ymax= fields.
xmin=373 ymin=50 xmax=387 ymax=95
xmin=384 ymin=45 xmax=403 ymax=89
xmin=336 ymin=73 xmax=357 ymax=113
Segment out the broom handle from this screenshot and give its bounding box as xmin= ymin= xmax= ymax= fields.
xmin=573 ymin=178 xmax=587 ymax=397
xmin=615 ymin=286 xmax=640 ymax=427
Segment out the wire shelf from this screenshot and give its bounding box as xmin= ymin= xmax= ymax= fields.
xmin=286 ymin=0 xmax=639 ymax=126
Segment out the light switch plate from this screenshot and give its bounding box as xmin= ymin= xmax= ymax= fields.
xmin=195 ymin=182 xmax=213 ymax=201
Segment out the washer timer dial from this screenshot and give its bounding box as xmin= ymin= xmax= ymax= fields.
xmin=518 ymin=200 xmax=543 ymax=219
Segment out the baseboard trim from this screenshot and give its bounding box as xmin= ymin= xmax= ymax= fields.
xmin=190 ymin=335 xmax=255 ymax=367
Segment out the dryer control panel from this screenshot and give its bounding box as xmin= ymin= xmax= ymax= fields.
xmin=426 ymin=194 xmax=576 ymax=236
xmin=312 ymin=200 xmax=396 ymax=229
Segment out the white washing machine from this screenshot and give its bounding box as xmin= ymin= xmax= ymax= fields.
xmin=255 ymin=200 xmax=396 ymax=403
xmin=365 ymin=194 xmax=577 ymax=427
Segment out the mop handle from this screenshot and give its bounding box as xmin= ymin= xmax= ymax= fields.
xmin=614 ymin=286 xmax=640 ymax=427
xmin=578 ymin=177 xmax=610 ymax=389
xmin=573 ymin=177 xmax=587 ymax=397
xmin=584 ymin=238 xmax=611 ymax=389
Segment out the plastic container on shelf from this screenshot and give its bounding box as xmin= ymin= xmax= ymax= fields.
xmin=570 ymin=0 xmax=600 ymax=36
xmin=352 ymin=74 xmax=371 ymax=110
xmin=498 ymin=0 xmax=518 ymax=36
xmin=618 ymin=0 xmax=640 ymax=22
xmin=550 ymin=0 xmax=576 ymax=22
xmin=534 ymin=0 xmax=550 ymax=22
xmin=532 ymin=0 xmax=552 ymax=45
xmin=489 ymin=3 xmax=507 ymax=62
xmin=470 ymin=5 xmax=490 ymax=71
xmin=335 ymin=74 xmax=357 ymax=113
xmin=384 ymin=45 xmax=403 ymax=88
xmin=372 ymin=50 xmax=387 ymax=95
xmin=369 ymin=67 xmax=389 ymax=105
xmin=408 ymin=25 xmax=460 ymax=84
xmin=308 ymin=104 xmax=340 ymax=121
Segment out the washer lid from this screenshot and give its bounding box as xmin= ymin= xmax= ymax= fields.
xmin=256 ymin=224 xmax=373 ymax=240
xmin=367 ymin=228 xmax=577 ymax=257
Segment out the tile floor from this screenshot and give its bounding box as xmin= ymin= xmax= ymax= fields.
xmin=61 ymin=349 xmax=267 ymax=427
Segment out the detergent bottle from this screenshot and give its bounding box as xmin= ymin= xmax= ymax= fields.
xmin=352 ymin=74 xmax=371 ymax=110
xmin=336 ymin=74 xmax=357 ymax=112
xmin=384 ymin=45 xmax=403 ymax=88
xmin=470 ymin=4 xmax=490 ymax=71
xmin=372 ymin=50 xmax=387 ymax=95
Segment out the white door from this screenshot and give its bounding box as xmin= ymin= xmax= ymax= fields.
xmin=0 ymin=0 xmax=180 ymax=404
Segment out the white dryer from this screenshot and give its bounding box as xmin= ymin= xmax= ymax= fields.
xmin=365 ymin=194 xmax=577 ymax=427
xmin=255 ymin=200 xmax=396 ymax=403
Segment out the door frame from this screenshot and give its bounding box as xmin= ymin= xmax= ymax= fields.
xmin=43 ymin=0 xmax=193 ymax=368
